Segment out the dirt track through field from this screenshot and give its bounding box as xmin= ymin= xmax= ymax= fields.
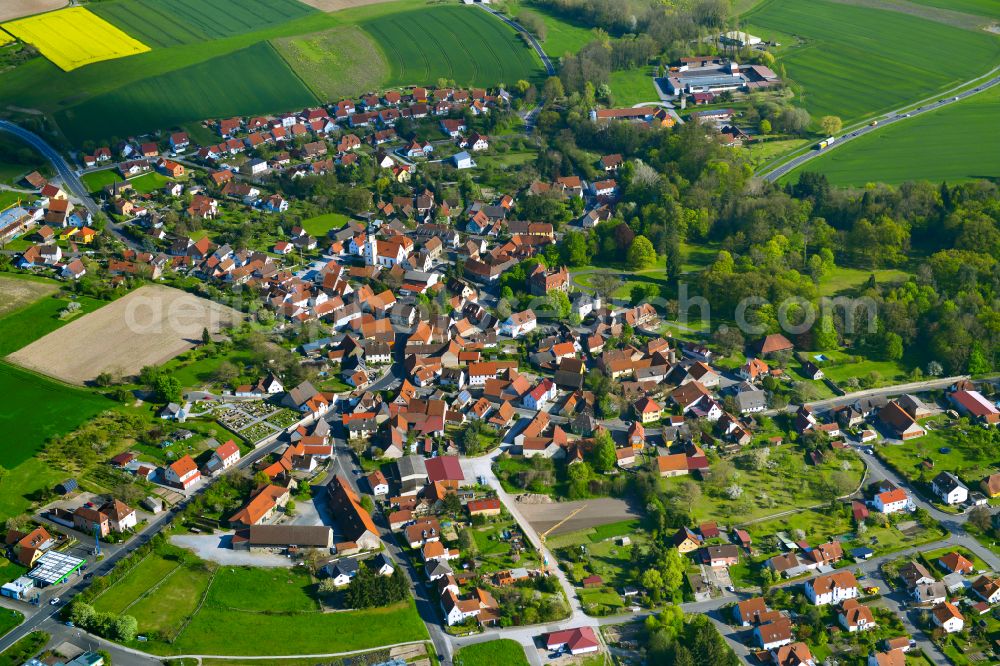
xmin=0 ymin=0 xmax=67 ymax=23
xmin=7 ymin=284 xmax=242 ymax=384
xmin=517 ymin=497 xmax=640 ymax=537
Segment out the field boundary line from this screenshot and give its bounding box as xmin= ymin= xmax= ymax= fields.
xmin=262 ymin=39 xmax=320 ymax=105
xmin=120 ymin=562 xmax=183 ymax=614
xmin=89 ymin=551 xmax=154 ymax=606
xmin=170 ymin=565 xmax=217 ymax=643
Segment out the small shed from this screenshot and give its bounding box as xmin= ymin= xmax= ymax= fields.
xmin=54 ymin=479 xmax=78 ymax=495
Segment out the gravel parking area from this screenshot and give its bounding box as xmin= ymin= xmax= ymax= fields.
xmin=170 ymin=533 xmax=294 ymax=567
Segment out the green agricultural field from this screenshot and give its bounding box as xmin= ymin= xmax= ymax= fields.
xmin=0 ymin=291 xmax=105 ymax=356
xmin=744 ymin=0 xmax=1000 ymax=122
xmin=272 ymin=25 xmax=388 ymax=102
xmin=91 ymin=0 xmax=316 ymax=48
xmin=455 ymin=639 xmax=529 ymax=666
xmin=0 ymin=363 xmax=110 ymax=468
xmin=362 ymin=5 xmax=543 ymax=88
xmin=55 ymin=42 xmax=318 ymax=144
xmin=522 ymin=4 xmax=595 ymax=58
xmin=787 ymin=85 xmax=1000 ymax=186
xmin=81 ymin=169 xmax=123 ymax=193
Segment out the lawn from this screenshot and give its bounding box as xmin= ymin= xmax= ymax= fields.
xmin=95 ymin=545 xmax=429 ymax=655
xmin=361 ymin=5 xmax=544 ymax=88
xmin=0 ymin=607 xmax=23 ymax=638
xmin=607 ymin=67 xmax=657 ymax=107
xmin=127 ymin=565 xmax=213 ymax=638
xmin=272 ymin=25 xmax=387 ymax=102
xmin=813 ymin=349 xmax=910 ymax=387
xmin=159 ymin=601 xmax=427 ymax=656
xmin=454 ymin=639 xmax=528 ymax=666
xmin=660 ymin=447 xmax=865 ymax=525
xmin=55 ymin=41 xmax=319 ymax=144
xmin=205 ymin=567 xmax=318 ymax=613
xmin=786 ymin=84 xmax=1000 ymax=186
xmin=877 ymin=423 xmax=998 ymax=485
xmin=744 ymin=0 xmax=1000 ymax=122
xmin=90 ymin=0 xmax=315 ymax=49
xmin=129 ymin=171 xmax=172 ymax=194
xmin=522 ymin=3 xmax=595 ymax=58
xmin=93 ymin=553 xmax=182 ymax=615
xmin=817 ymin=266 xmax=910 ymax=296
xmin=300 ymin=212 xmax=350 ymax=238
xmin=81 ymin=169 xmax=123 ymax=193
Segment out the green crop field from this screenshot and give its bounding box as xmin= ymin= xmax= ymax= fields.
xmin=786 ymin=85 xmax=1000 ymax=186
xmin=0 ymin=363 xmax=110 ymax=468
xmin=91 ymin=0 xmax=316 ymax=48
xmin=272 ymin=25 xmax=388 ymax=101
xmin=744 ymin=0 xmax=1000 ymax=122
xmin=55 ymin=42 xmax=318 ymax=144
xmin=361 ymin=5 xmax=543 ymax=88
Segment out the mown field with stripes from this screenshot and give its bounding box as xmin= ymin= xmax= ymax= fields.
xmin=362 ymin=4 xmax=542 ymax=88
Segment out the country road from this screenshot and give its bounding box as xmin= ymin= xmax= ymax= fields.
xmin=0 ymin=119 xmax=140 ymax=250
xmin=476 ymin=4 xmax=556 ymax=77
xmin=760 ymin=71 xmax=1000 ymax=182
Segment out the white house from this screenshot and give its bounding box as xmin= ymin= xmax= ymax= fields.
xmin=501 ymin=310 xmax=536 ymax=338
xmin=164 ymin=455 xmax=201 ymax=490
xmin=932 ymin=472 xmax=969 ymax=505
xmin=873 ymin=488 xmax=909 ymax=514
xmin=931 ymin=602 xmax=964 ymax=633
xmin=208 ymin=440 xmax=241 ymax=473
xmin=805 ymin=572 xmax=858 ymax=606
xmin=522 ymin=379 xmax=557 ymax=411
xmin=452 ymin=151 xmax=474 ymax=169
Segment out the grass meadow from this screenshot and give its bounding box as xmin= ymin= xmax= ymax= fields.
xmin=607 ymin=66 xmax=657 ymax=106
xmin=744 ymin=0 xmax=1000 ymax=122
xmin=0 ymin=279 xmax=112 ymax=517
xmin=56 ymin=42 xmax=318 ymax=144
xmin=454 ymin=639 xmax=528 ymax=666
xmin=362 ymin=5 xmax=543 ymax=88
xmin=785 ymin=84 xmax=1000 ymax=186
xmin=272 ymin=25 xmax=388 ymax=101
xmin=522 ymin=3 xmax=595 ymax=58
xmin=90 ymin=545 xmax=428 ymax=655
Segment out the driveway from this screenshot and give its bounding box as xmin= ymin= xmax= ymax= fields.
xmin=170 ymin=533 xmax=294 ymax=567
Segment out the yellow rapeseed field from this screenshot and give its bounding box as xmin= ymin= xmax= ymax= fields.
xmin=0 ymin=29 xmax=14 ymax=47
xmin=1 ymin=7 xmax=149 ymax=71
